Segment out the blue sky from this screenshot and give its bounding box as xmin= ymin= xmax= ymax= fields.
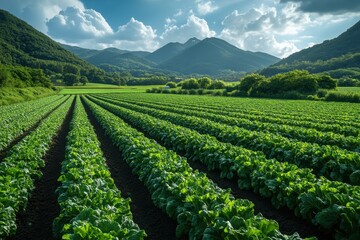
xmin=1 ymin=0 xmax=359 ymax=58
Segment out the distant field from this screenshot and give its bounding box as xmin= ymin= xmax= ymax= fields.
xmin=59 ymin=84 xmax=163 ymax=94
xmin=337 ymin=87 xmax=360 ymax=93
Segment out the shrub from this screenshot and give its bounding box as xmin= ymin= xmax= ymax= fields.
xmin=189 ymin=89 xmax=197 ymax=95
xmin=166 ymin=81 xmax=177 ymax=88
xmin=325 ymin=92 xmax=360 ymax=103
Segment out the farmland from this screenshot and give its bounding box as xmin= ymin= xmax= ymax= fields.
xmin=0 ymin=92 xmax=359 ymax=240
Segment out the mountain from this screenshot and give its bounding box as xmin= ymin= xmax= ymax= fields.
xmin=87 ymin=51 xmax=156 ymax=70
xmin=277 ymin=20 xmax=360 ymax=65
xmin=63 ymin=37 xmax=279 ymax=77
xmin=146 ymin=37 xmax=201 ymax=64
xmin=61 ymin=44 xmax=155 ymax=74
xmin=60 ymin=44 xmax=102 ymax=59
xmin=0 ymin=9 xmax=99 ymax=73
xmin=261 ymin=20 xmax=360 ymax=77
xmin=159 ymin=37 xmax=280 ymax=75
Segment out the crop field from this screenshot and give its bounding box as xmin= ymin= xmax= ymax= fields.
xmin=0 ymin=92 xmax=359 ymax=240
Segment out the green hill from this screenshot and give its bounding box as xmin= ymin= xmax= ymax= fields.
xmin=261 ymin=20 xmax=360 ymax=81
xmin=0 ymin=9 xmax=114 ymax=87
xmin=159 ymin=37 xmax=279 ymax=75
xmin=278 ymin=20 xmax=360 ymax=64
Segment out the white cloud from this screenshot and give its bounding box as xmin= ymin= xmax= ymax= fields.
xmin=174 ymin=9 xmax=183 ymax=17
xmin=47 ymin=7 xmax=113 ymax=40
xmin=218 ymin=4 xmax=313 ymax=57
xmin=161 ymin=14 xmax=216 ymax=43
xmin=46 ymin=7 xmax=158 ymax=51
xmin=114 ymin=18 xmax=157 ymax=41
xmin=196 ymin=0 xmax=219 ymax=15
xmin=110 ymin=18 xmax=159 ymax=51
xmin=0 ymin=0 xmax=84 ymax=33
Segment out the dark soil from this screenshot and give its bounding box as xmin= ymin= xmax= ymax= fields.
xmin=0 ymin=96 xmax=70 ymax=163
xmin=187 ymin=160 xmax=333 ymax=240
xmin=8 ymin=98 xmax=74 ymax=240
xmin=83 ymin=99 xmax=183 ymax=240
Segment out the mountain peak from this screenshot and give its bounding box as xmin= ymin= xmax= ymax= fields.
xmin=159 ymin=37 xmax=279 ymax=75
xmin=185 ymin=37 xmax=200 ymax=44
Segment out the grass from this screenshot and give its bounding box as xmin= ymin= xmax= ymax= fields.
xmin=59 ymin=84 xmax=164 ymax=95
xmin=337 ymin=87 xmax=360 ymax=93
xmin=0 ymin=87 xmax=57 ymax=105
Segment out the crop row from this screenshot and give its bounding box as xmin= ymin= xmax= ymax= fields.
xmin=103 ymin=95 xmax=359 ymax=151
xmin=53 ymin=97 xmax=145 ymax=239
xmin=91 ymin=95 xmax=360 ymax=185
xmin=0 ymin=95 xmax=70 ymax=152
xmin=112 ymin=93 xmax=360 ymax=132
xmin=114 ymin=94 xmax=360 ymax=137
xmin=0 ymin=95 xmax=64 ymax=122
xmin=0 ymin=96 xmax=74 ymax=238
xmin=86 ymin=95 xmax=360 ymax=240
xmin=82 ymin=96 xmax=308 ymax=240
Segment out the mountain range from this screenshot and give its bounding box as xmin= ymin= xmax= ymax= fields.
xmin=1 ymin=7 xmax=359 ymax=85
xmin=62 ymin=37 xmax=280 ymax=77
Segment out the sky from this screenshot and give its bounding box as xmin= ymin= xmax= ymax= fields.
xmin=0 ymin=0 xmax=359 ymax=58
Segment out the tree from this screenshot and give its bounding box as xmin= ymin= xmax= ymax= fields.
xmin=63 ymin=64 xmax=80 ymax=75
xmin=209 ymin=80 xmax=226 ymax=89
xmin=238 ymin=74 xmax=266 ymax=94
xmin=181 ymin=78 xmax=200 ymax=89
xmin=317 ymin=74 xmax=337 ymax=89
xmin=197 ymin=77 xmax=212 ymax=89
xmin=166 ymin=81 xmax=177 ymax=88
xmin=63 ymin=73 xmax=80 ymax=86
xmin=80 ymin=76 xmax=88 ymax=85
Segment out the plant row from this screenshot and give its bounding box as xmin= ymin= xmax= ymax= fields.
xmin=0 ymin=95 xmax=69 ymax=152
xmin=53 ymin=97 xmax=146 ymax=239
xmin=82 ymin=96 xmax=308 ymax=240
xmin=0 ymin=95 xmax=63 ymax=120
xmin=113 ymin=92 xmax=360 ymax=130
xmin=92 ymin=95 xmax=360 ymax=186
xmin=108 ymin=93 xmax=359 ymax=136
xmin=0 ymin=96 xmax=74 ymax=238
xmin=104 ymin=95 xmax=359 ymax=152
xmin=87 ymin=95 xmax=360 ymax=240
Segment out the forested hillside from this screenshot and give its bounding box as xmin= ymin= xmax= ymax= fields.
xmin=261 ymin=20 xmax=360 ymax=85
xmin=0 ymin=9 xmax=123 ymax=87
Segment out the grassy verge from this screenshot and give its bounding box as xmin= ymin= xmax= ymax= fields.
xmin=0 ymin=87 xmax=57 ymax=106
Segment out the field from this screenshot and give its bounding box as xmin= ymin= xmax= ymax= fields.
xmin=0 ymin=91 xmax=359 ymax=240
xmin=337 ymin=86 xmax=360 ymax=93
xmin=59 ymin=84 xmax=163 ymax=94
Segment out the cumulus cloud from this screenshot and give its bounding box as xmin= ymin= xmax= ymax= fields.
xmin=0 ymin=0 xmax=84 ymax=32
xmin=279 ymin=0 xmax=360 ymax=14
xmin=46 ymin=7 xmax=158 ymax=51
xmin=161 ymin=14 xmax=216 ymax=43
xmin=109 ymin=18 xmax=159 ymax=51
xmin=196 ymin=0 xmax=219 ymax=15
xmin=47 ymin=7 xmax=113 ymax=41
xmin=218 ymin=4 xmax=314 ymax=57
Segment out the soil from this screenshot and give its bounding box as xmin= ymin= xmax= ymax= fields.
xmin=8 ymin=98 xmax=74 ymax=240
xmin=187 ymin=160 xmax=333 ymax=240
xmin=93 ymin=99 xmax=333 ymax=240
xmin=83 ymin=99 xmax=184 ymax=240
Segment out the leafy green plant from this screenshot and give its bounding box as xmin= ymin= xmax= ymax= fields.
xmin=0 ymin=96 xmax=74 ymax=238
xmin=53 ymin=97 xmax=145 ymax=239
